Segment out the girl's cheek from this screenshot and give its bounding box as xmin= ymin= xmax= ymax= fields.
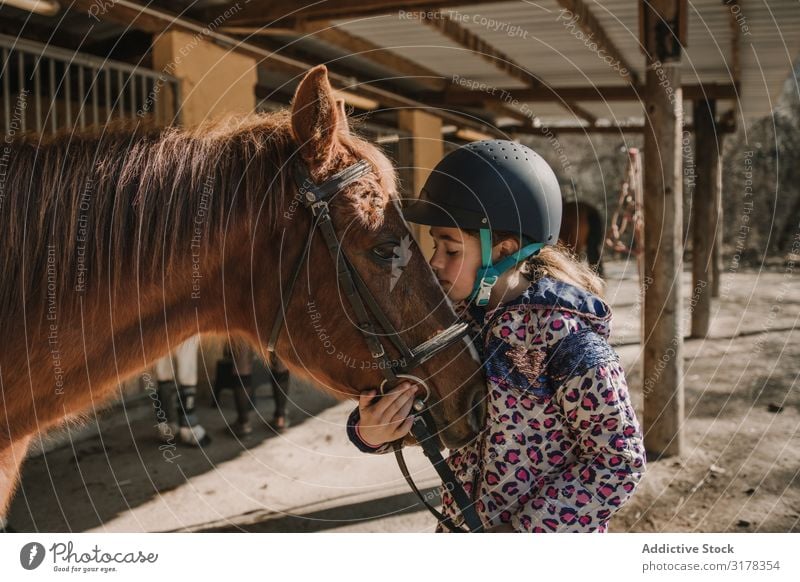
xmin=450 ymin=255 xmax=467 ymax=275
xmin=452 ymin=258 xmax=474 ymax=283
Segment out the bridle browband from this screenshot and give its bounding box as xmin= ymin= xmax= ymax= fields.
xmin=267 ymin=157 xmax=484 ymax=533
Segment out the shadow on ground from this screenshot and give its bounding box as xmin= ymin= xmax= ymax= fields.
xmin=8 ymin=360 xmax=339 ymax=532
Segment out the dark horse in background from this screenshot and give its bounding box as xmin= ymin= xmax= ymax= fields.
xmin=560 ymin=200 xmax=605 ymax=278
xmin=0 ymin=66 xmax=486 ymax=523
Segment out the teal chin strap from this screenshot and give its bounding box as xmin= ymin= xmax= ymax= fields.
xmin=469 ymin=229 xmax=545 ymax=307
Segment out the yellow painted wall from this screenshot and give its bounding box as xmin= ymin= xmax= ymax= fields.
xmin=397 ymin=110 xmax=443 ymax=261
xmin=152 ymin=30 xmax=258 ymax=124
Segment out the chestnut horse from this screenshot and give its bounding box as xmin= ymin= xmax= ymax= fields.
xmin=560 ymin=200 xmax=605 ymax=277
xmin=0 ymin=66 xmax=486 ymax=521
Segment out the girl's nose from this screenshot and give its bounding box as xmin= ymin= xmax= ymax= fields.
xmin=429 ymin=252 xmax=444 ymax=271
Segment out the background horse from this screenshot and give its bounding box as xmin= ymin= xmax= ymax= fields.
xmin=0 ymin=66 xmax=485 ymax=520
xmin=560 ymin=200 xmax=606 ymax=277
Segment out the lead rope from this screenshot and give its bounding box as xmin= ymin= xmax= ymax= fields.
xmin=392 ymin=402 xmax=485 ymax=533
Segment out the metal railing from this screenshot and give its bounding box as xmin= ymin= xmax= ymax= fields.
xmin=1 ymin=32 xmax=181 ymax=134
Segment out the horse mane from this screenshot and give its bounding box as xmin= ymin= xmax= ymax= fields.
xmin=0 ymin=109 xmax=397 ymax=330
xmin=0 ymin=112 xmax=296 ymax=325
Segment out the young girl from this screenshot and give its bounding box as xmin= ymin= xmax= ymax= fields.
xmin=346 ymin=140 xmax=646 ymax=533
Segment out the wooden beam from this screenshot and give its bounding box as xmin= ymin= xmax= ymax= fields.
xmin=485 ymin=102 xmax=533 ymax=125
xmin=507 ymin=121 xmax=736 ymax=136
xmin=690 ymin=98 xmax=719 ymax=338
xmin=711 ymin=111 xmax=732 ymax=298
xmin=67 ymin=0 xmax=504 ymax=137
xmin=432 ymin=83 xmax=737 ymax=105
xmin=286 ymin=19 xmax=539 ymax=129
xmin=511 ymin=125 xmax=646 ymax=135
xmin=218 ymin=27 xmax=297 ymax=36
xmin=421 ymin=11 xmax=597 ymax=124
xmin=641 ymin=0 xmax=686 ymax=459
xmin=71 ymin=0 xmax=172 ymax=34
xmin=555 ymin=0 xmax=639 ymax=86
xmin=293 ymin=20 xmax=447 ymax=91
xmin=727 ymin=1 xmax=742 ymax=85
xmin=214 ymin=0 xmax=515 ymax=28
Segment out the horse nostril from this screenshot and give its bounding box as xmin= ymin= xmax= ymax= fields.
xmin=468 ymin=385 xmax=487 ymax=433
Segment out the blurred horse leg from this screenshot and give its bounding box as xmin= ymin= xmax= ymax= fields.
xmin=230 ymin=343 xmax=255 ymax=437
xmin=154 ymin=352 xmax=178 ymax=442
xmin=155 ymin=337 xmax=209 ymax=447
xmin=173 ymin=336 xmax=210 ymax=446
xmin=268 ymin=352 xmax=291 ymax=431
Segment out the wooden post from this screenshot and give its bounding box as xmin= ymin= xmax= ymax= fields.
xmin=641 ymin=0 xmax=686 ymax=458
xmin=711 ymin=166 xmax=723 ymax=298
xmin=690 ymin=98 xmax=718 ymax=337
xmin=397 ymin=110 xmax=443 ymax=261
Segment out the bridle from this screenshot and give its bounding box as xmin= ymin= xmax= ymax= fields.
xmin=266 ymin=157 xmax=485 ymax=533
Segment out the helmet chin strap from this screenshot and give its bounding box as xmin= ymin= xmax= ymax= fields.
xmin=469 ymin=229 xmax=545 ymax=306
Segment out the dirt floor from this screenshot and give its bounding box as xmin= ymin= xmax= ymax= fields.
xmin=6 ymin=258 xmax=799 ymax=532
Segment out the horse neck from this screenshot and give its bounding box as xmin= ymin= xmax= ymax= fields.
xmin=36 ymin=123 xmax=273 ymax=382
xmin=0 ymin=119 xmax=304 ymax=446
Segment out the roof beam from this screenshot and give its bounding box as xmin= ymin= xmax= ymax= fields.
xmin=726 ymin=1 xmax=742 ymax=85
xmin=508 ymin=122 xmax=736 ymax=136
xmin=230 ymin=21 xmax=533 ymax=126
xmin=432 ymin=83 xmax=738 ymax=104
xmin=554 ymin=0 xmax=639 ymax=86
xmin=66 ymin=0 xmax=505 ymax=137
xmin=71 ymin=0 xmax=173 ymax=33
xmin=420 ymin=10 xmax=597 ymax=124
xmin=216 ymin=0 xmax=516 ymax=28
xmin=270 ymin=19 xmax=540 ymax=130
xmin=239 ymin=23 xmax=524 ymax=127
xmin=511 ymin=125 xmax=646 ymax=135
xmin=292 ymin=20 xmax=448 ymax=91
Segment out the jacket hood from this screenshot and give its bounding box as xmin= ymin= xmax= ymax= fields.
xmin=467 ymin=275 xmax=613 ymax=339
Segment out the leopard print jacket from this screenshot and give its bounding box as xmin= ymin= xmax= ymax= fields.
xmin=346 ymin=276 xmax=646 ymax=532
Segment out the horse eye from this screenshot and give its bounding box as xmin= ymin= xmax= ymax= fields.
xmin=372 ymin=242 xmax=398 ymax=262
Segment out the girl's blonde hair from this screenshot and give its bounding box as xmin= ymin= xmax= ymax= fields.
xmin=464 ymin=230 xmax=606 ymax=299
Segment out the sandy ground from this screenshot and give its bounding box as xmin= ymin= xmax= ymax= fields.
xmin=6 ymin=258 xmax=799 ymax=532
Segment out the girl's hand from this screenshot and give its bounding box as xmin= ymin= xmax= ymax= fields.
xmin=356 ymin=381 xmax=418 ymax=448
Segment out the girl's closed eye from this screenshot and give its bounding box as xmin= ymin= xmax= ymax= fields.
xmin=433 ymin=242 xmax=459 ymax=256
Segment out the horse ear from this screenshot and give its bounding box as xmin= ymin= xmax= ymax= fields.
xmin=335 ymin=98 xmax=350 ymax=135
xmin=291 ymin=65 xmax=343 ymax=167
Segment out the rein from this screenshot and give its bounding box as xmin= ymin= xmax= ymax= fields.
xmin=267 ymin=158 xmax=484 ymax=533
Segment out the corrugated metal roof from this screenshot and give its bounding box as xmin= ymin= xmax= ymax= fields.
xmin=333 ymin=0 xmax=800 ymax=126
xmin=330 ymin=10 xmax=529 ymax=89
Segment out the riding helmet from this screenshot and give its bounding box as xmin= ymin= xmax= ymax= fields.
xmin=402 ymin=140 xmax=563 ymax=305
xmin=402 ymin=140 xmax=562 ymax=245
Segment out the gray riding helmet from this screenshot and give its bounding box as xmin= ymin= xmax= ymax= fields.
xmin=402 ymin=140 xmax=562 ymax=244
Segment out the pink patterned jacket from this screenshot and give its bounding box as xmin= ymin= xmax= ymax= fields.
xmin=347 ymin=276 xmax=646 ymax=532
